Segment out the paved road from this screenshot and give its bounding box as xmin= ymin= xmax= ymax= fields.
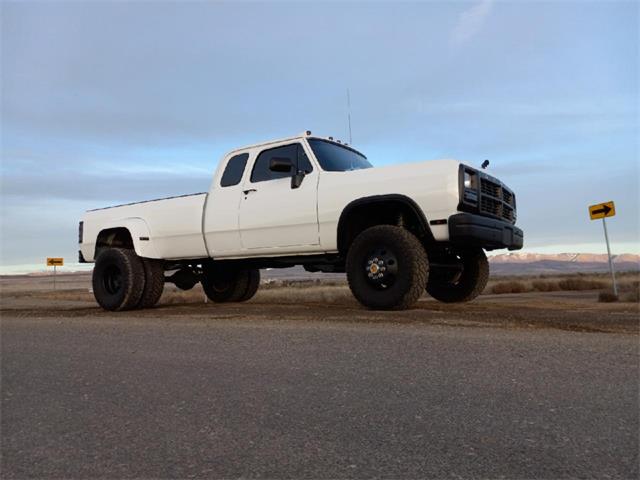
xmin=2 ymin=315 xmax=638 ymax=479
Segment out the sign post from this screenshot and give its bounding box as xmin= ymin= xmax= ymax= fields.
xmin=588 ymin=201 xmax=617 ymax=296
xmin=46 ymin=258 xmax=64 ymax=290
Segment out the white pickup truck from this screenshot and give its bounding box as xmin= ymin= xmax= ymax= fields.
xmin=79 ymin=131 xmax=523 ymax=311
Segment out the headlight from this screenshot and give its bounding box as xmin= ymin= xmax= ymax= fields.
xmin=460 ymin=167 xmax=479 ymax=206
xmin=464 ymin=170 xmax=477 ymax=189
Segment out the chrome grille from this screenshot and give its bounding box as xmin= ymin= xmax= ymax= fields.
xmin=481 ymin=196 xmax=502 ymax=217
xmin=502 ymin=189 xmax=514 ymax=206
xmin=481 ymin=178 xmax=501 ymax=198
xmin=479 ymin=178 xmax=516 ymax=223
xmin=503 ymin=205 xmax=515 ymax=222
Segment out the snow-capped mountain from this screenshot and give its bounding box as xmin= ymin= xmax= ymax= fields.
xmin=488 ymin=253 xmax=639 ymax=275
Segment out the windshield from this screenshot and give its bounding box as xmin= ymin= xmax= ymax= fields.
xmin=307 ymin=139 xmax=373 ymax=172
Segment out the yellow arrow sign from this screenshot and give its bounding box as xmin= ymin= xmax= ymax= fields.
xmin=589 ymin=201 xmax=615 ymax=220
xmin=46 ymin=257 xmax=64 ymax=267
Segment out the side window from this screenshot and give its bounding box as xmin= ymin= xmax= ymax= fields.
xmin=251 ymin=144 xmax=298 ymax=183
xmin=220 ymin=153 xmax=249 ymax=187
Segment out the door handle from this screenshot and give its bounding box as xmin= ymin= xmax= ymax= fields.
xmin=243 ymin=189 xmax=257 ymax=195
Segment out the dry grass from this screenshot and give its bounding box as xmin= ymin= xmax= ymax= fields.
xmin=557 ymin=278 xmax=608 ymax=291
xmin=160 ymin=288 xmax=207 ymax=305
xmin=488 ymin=272 xmax=639 ymax=303
xmin=156 ymin=283 xmax=355 ymax=306
xmin=5 ymin=271 xmax=638 ymax=307
xmin=490 ymin=281 xmax=529 ymax=294
xmin=530 ymin=280 xmax=561 ymax=292
xmin=256 ymin=285 xmax=354 ymax=305
xmin=618 ymin=282 xmax=640 ymax=303
xmin=160 ymin=272 xmax=638 ymax=305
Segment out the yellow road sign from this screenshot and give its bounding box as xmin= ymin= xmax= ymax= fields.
xmin=589 ymin=201 xmax=615 ymax=220
xmin=47 ymin=257 xmax=64 ymax=267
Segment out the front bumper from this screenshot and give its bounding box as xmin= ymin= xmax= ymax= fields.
xmin=448 ymin=213 xmax=523 ymax=250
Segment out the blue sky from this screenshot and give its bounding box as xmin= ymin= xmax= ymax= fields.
xmin=1 ymin=1 xmax=638 ymax=266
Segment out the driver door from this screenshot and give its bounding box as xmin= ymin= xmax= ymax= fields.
xmin=239 ymin=142 xmax=319 ymax=252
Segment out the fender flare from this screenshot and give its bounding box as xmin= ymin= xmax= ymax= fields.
xmin=336 ymin=194 xmax=434 ymax=253
xmin=96 ymin=217 xmax=161 ymax=259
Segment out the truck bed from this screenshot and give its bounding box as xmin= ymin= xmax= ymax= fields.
xmin=81 ymin=193 xmax=209 ymax=261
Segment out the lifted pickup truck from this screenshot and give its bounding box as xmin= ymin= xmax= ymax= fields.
xmin=79 ymin=131 xmax=523 ymax=311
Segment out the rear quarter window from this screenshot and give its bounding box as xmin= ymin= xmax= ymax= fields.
xmin=220 ymin=153 xmax=249 ymax=187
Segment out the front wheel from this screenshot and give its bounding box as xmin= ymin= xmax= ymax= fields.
xmin=346 ymin=225 xmax=429 ymax=310
xmin=426 ymin=248 xmax=489 ymax=303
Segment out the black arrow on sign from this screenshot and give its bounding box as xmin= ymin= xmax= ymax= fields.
xmin=592 ymin=205 xmax=612 ymax=216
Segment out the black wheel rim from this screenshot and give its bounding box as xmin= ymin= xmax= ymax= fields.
xmin=363 ymin=246 xmax=398 ymax=290
xmin=103 ymin=265 xmax=123 ymax=295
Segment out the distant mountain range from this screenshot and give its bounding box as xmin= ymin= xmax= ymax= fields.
xmin=489 ymin=253 xmax=640 ymax=275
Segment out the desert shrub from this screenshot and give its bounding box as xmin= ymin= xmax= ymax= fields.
xmin=619 ymin=281 xmax=640 ymax=292
xmin=558 ymin=278 xmax=607 ymax=291
xmin=619 ymin=284 xmax=640 ymax=303
xmin=490 ymin=281 xmax=528 ymax=294
xmin=598 ymin=291 xmax=619 ymax=303
xmin=531 ymin=280 xmax=561 ymax=292
xmin=620 ymin=291 xmax=639 ymax=303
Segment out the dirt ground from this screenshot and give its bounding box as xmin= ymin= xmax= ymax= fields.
xmin=1 ymin=272 xmax=638 ymax=334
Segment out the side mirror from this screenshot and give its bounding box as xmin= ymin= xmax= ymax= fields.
xmin=291 ymin=170 xmax=306 ymax=189
xmin=269 ymin=157 xmax=293 ymax=173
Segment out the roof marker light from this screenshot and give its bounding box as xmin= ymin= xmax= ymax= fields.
xmin=328 ymin=136 xmax=334 ymax=140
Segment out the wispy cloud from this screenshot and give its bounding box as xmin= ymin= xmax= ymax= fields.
xmin=451 ymin=0 xmax=494 ymax=46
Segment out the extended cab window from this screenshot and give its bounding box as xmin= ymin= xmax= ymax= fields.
xmin=220 ymin=153 xmax=249 ymax=187
xmin=307 ymin=139 xmax=372 ymax=171
xmin=251 ymin=144 xmax=313 ymax=183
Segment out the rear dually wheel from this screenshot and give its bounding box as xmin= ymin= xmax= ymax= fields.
xmin=92 ymin=248 xmax=145 ymax=311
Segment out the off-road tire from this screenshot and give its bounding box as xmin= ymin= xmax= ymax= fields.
xmin=346 ymin=225 xmax=429 ymax=310
xmin=238 ymin=269 xmax=260 ymax=302
xmin=426 ymin=248 xmax=489 ymax=303
xmin=137 ymin=258 xmax=165 ymax=309
xmin=92 ymin=248 xmax=145 ymax=311
xmin=202 ymin=267 xmax=251 ymax=303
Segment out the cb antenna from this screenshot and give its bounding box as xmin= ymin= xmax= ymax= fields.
xmin=347 ymin=88 xmax=353 ymax=144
